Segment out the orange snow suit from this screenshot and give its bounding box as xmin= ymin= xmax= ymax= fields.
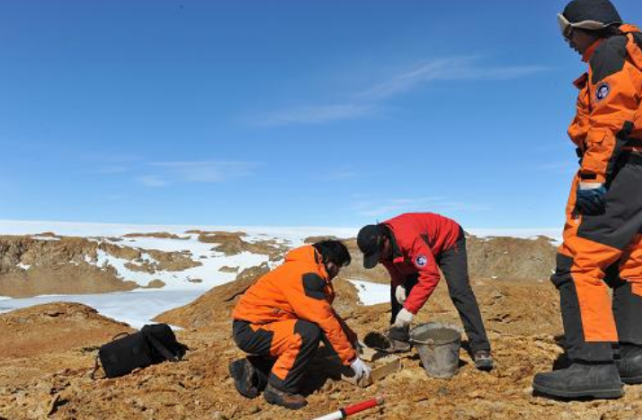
xmin=232 ymin=245 xmax=356 ymax=392
xmin=554 ymin=24 xmax=642 ymax=362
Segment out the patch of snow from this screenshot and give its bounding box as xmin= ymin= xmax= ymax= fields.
xmin=31 ymin=235 xmax=60 ymax=241
xmin=0 ymin=290 xmax=202 ymax=329
xmin=93 ymin=243 xmax=268 ymax=292
xmin=467 ymin=228 xmax=562 ymax=245
xmin=0 ymin=220 xmax=357 ymax=245
xmin=348 ymin=280 xmax=390 ymax=306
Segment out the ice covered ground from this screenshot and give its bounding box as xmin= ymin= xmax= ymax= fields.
xmin=348 ymin=280 xmax=390 ymax=306
xmin=0 ymin=290 xmax=202 ymax=329
xmin=0 ymin=220 xmax=561 ymax=327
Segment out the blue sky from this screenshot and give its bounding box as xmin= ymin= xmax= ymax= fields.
xmin=1 ymin=0 xmax=640 ymax=229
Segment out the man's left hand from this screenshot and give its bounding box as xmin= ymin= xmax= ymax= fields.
xmin=394 ymin=308 xmax=414 ymax=328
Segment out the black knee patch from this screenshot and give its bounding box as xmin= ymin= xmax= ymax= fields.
xmin=551 ymin=253 xmax=574 ymax=289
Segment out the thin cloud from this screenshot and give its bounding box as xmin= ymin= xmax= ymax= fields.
xmin=255 ymin=55 xmax=548 ymax=126
xmin=255 ymin=104 xmax=377 ymax=127
xmin=137 ymin=175 xmax=169 ymax=188
xmin=146 ymin=161 xmax=259 ymax=185
xmin=535 ymin=161 xmax=578 ymax=175
xmin=122 ymin=161 xmax=259 ymax=188
xmin=318 ymin=168 xmax=360 ymax=181
xmin=360 ymin=57 xmax=547 ymax=101
xmin=353 ymin=196 xmax=490 ymax=218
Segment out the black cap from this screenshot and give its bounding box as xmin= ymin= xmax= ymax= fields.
xmin=357 ymin=224 xmax=385 ymax=269
xmin=563 ymin=0 xmax=622 ymax=27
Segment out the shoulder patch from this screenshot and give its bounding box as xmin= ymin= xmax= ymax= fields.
xmin=414 ymin=254 xmax=428 ymax=268
xmin=302 ymin=273 xmax=326 ymax=300
xmin=595 ymin=82 xmax=610 ymax=101
xmin=590 ymin=36 xmax=627 ymax=84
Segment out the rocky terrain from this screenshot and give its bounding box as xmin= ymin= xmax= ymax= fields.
xmin=3 ymin=229 xmax=639 ymax=419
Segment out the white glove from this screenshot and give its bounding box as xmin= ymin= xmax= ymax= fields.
xmin=395 ymin=285 xmax=407 ymax=304
xmin=350 ymin=357 xmax=372 ymax=381
xmin=394 ymin=308 xmax=414 ymax=329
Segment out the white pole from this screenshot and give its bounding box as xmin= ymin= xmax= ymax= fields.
xmin=310 ymin=412 xmax=343 ymax=420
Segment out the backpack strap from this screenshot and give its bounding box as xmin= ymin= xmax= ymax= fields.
xmin=90 ymin=354 xmax=102 ymax=380
xmin=145 ymin=331 xmax=180 ymax=362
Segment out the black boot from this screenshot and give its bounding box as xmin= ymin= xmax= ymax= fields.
xmin=532 ymin=362 xmax=623 ymax=400
xmin=617 ymin=344 xmax=642 ymax=385
xmin=474 ymin=350 xmax=494 ymax=371
xmin=228 ymin=358 xmax=259 ymax=399
xmin=263 ymin=383 xmax=308 ymax=410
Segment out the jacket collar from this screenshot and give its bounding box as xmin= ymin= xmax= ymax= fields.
xmin=382 ymin=224 xmax=404 ymax=264
xmin=285 ymin=245 xmax=329 ymax=281
xmin=582 ymin=38 xmax=603 ymax=62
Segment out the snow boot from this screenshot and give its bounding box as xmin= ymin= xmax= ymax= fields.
xmin=263 ymin=384 xmax=308 ymax=410
xmin=532 ymin=362 xmax=623 ymax=400
xmin=474 ymin=350 xmax=494 ymax=371
xmin=617 ymin=344 xmax=642 ymax=384
xmin=228 ymin=358 xmax=259 ymax=399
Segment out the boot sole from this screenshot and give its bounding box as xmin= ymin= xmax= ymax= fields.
xmin=264 ymin=391 xmax=308 ymax=410
xmin=228 ymin=361 xmax=259 ymax=399
xmin=621 ymin=375 xmax=642 ymax=385
xmin=475 ymin=361 xmax=494 ymax=371
xmin=533 ymin=383 xmax=624 ymax=400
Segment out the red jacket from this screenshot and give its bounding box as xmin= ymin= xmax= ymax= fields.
xmin=381 ymin=213 xmax=461 ymax=314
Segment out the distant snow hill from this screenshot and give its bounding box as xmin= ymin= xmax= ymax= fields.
xmin=0 ymin=220 xmax=561 ymax=328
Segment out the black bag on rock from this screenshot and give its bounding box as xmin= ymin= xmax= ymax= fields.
xmin=95 ymin=323 xmax=188 ymax=378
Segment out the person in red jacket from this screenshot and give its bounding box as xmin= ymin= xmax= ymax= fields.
xmin=357 ymin=212 xmax=493 ymax=370
xmin=230 ymin=240 xmax=371 ymax=410
xmin=533 ymin=0 xmax=642 ymax=400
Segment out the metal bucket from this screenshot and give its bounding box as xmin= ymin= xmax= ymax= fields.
xmin=410 ymin=322 xmax=462 ymax=379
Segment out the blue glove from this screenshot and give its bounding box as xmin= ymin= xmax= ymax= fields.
xmin=576 ymin=183 xmax=607 ymax=215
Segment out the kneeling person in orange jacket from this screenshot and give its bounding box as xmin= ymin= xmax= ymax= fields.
xmin=230 ymin=240 xmax=370 ymax=410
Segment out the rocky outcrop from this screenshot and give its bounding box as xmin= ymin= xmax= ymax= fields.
xmin=0 ymin=236 xmax=202 ymax=297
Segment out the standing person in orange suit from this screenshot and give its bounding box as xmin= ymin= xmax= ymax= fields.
xmin=533 ymin=0 xmax=642 ymax=400
xmin=229 ymin=240 xmax=371 ymax=410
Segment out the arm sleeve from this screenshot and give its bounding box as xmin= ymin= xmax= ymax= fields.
xmin=285 ymin=273 xmax=356 ymax=365
xmin=582 ymin=39 xmax=641 ymax=183
xmin=403 ymin=238 xmax=440 ymax=315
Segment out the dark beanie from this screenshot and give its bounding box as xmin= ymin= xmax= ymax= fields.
xmin=563 ymin=0 xmax=622 ymax=26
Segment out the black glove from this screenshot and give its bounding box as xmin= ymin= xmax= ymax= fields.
xmin=576 ymin=184 xmax=607 ymax=215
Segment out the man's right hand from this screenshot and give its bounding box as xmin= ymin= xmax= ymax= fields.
xmin=350 ymin=357 xmax=372 ymax=381
xmin=395 ymin=285 xmax=407 ymax=304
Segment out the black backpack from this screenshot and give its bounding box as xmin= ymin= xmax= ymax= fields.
xmin=93 ymin=323 xmax=188 ymax=378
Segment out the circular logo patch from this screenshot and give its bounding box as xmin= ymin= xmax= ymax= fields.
xmin=415 ymin=255 xmax=428 ymax=267
xmin=596 ymin=83 xmax=610 ymax=101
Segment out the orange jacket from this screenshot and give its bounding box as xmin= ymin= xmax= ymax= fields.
xmin=568 ymin=24 xmax=642 ymax=184
xmin=232 ymin=245 xmax=356 ymax=365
